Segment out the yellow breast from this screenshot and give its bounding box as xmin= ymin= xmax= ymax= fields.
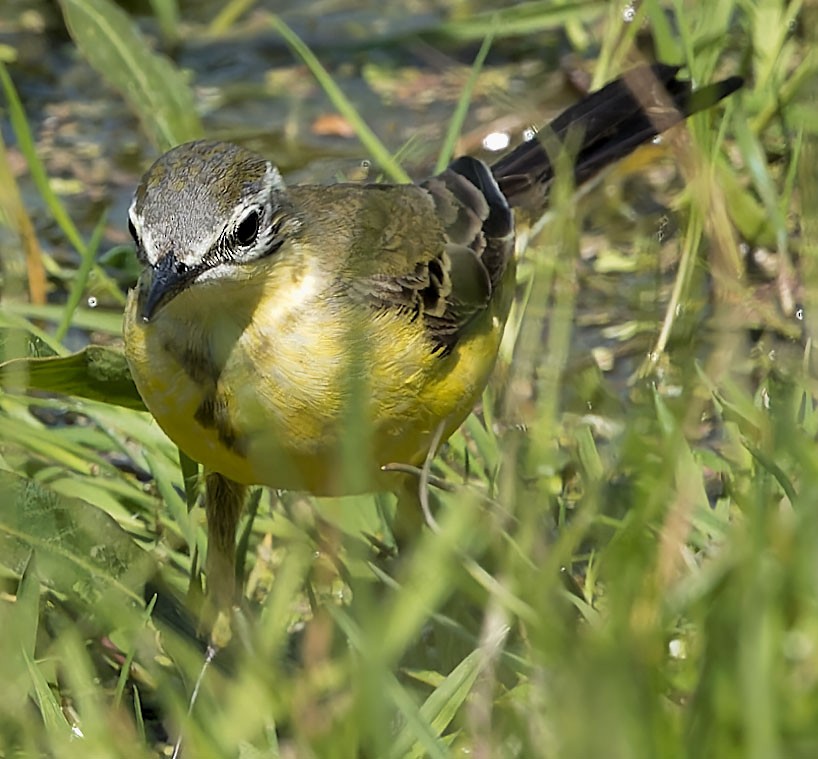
xmin=123 ymin=260 xmax=509 ymax=496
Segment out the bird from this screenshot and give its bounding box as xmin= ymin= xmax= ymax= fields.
xmin=123 ymin=63 xmax=742 ymax=636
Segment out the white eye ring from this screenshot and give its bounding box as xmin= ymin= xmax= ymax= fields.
xmin=234 ymin=208 xmax=261 ymax=247
xmin=128 ymin=216 xmax=139 ymax=244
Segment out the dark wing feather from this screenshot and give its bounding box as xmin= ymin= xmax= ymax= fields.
xmin=342 ymin=158 xmax=514 ymax=352
xmin=319 ymin=64 xmax=741 ymax=353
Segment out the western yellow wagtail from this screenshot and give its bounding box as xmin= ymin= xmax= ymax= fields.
xmin=124 ymin=63 xmax=742 ymax=628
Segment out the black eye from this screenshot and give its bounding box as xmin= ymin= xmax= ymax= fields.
xmin=235 ymin=210 xmax=260 ymax=246
xmin=128 ymin=217 xmax=139 ymax=244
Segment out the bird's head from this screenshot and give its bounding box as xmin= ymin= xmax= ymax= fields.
xmin=128 ymin=140 xmax=298 ymax=322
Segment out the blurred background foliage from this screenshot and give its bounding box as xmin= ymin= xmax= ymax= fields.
xmin=0 ymin=0 xmax=815 ymax=756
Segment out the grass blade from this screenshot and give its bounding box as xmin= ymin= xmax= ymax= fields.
xmin=269 ymin=14 xmax=410 ymax=183
xmin=58 ymin=0 xmax=203 ymax=150
xmin=434 ymin=31 xmax=494 ymax=173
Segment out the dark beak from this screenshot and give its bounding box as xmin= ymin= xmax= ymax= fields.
xmin=138 ymin=255 xmax=195 ymax=322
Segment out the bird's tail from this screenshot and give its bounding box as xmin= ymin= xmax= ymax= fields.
xmin=491 ymin=63 xmax=743 ymax=210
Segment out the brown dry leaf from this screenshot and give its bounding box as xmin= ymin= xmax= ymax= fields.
xmin=311 ymin=113 xmax=355 ymax=138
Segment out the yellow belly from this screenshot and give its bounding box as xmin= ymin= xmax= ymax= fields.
xmin=123 ymin=272 xmax=510 ymax=496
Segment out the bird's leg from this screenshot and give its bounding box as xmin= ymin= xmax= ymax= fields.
xmin=203 ymin=471 xmax=247 ymax=646
xmin=388 ymin=418 xmax=450 ymax=545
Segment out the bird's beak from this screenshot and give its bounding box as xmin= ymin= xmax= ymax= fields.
xmin=138 ymin=254 xmax=194 ymax=323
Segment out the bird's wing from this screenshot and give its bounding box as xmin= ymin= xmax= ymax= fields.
xmin=338 ymin=157 xmax=515 ymax=353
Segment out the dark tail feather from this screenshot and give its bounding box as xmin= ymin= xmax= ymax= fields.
xmin=491 ymin=63 xmax=743 ymax=208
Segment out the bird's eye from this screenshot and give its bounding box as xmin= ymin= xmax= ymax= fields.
xmin=235 ymin=210 xmax=260 ymax=246
xmin=128 ymin=217 xmax=139 ymax=244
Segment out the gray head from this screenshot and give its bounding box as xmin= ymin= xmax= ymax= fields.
xmin=128 ymin=140 xmax=295 ymax=321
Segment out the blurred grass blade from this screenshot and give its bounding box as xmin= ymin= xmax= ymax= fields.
xmin=146 ymin=452 xmax=198 ymax=552
xmin=114 ymin=595 xmax=157 ymax=707
xmin=269 ymin=14 xmax=410 ymax=183
xmin=0 ymin=418 xmax=103 ymax=473
xmin=742 ymin=438 xmax=798 ymax=504
xmin=644 ymin=0 xmax=683 ymax=63
xmin=434 ymin=31 xmax=494 ymax=173
xmin=751 ymin=47 xmax=818 ymax=135
xmin=0 ymin=62 xmax=89 ymax=258
xmin=0 ymin=128 xmax=46 ymax=305
xmin=328 ymin=604 xmax=449 ymax=759
xmin=16 ymin=552 xmax=41 ymax=660
xmin=0 ymin=551 xmax=41 ymax=719
xmin=58 ymin=0 xmax=203 ymax=150
xmin=394 ymin=635 xmax=506 ymax=759
xmin=55 ymin=210 xmax=108 ymax=342
xmin=148 ymin=0 xmax=181 ymax=44
xmin=24 ymin=649 xmax=72 ymax=736
xmin=733 ymin=107 xmax=795 ymax=312
xmin=133 ymin=685 xmax=146 ymax=742
xmin=733 ymin=109 xmax=788 ymax=252
xmin=434 ymin=0 xmax=607 ymax=41
xmin=0 ymin=63 xmax=125 ymax=308
xmin=0 ymin=345 xmax=145 ymax=411
xmin=1 ymin=300 xmax=124 ymax=336
xmin=576 ymin=423 xmax=604 ymax=482
xmin=209 ymin=0 xmax=256 ymax=35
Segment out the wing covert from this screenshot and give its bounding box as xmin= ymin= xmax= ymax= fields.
xmin=345 ymin=157 xmax=515 ymax=353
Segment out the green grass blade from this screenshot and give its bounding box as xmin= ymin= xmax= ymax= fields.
xmin=58 ymin=0 xmax=203 ymax=150
xmin=0 ymin=346 xmax=145 ymax=411
xmin=433 ymin=0 xmax=607 ymax=41
xmin=208 ymin=0 xmax=257 ymax=35
xmin=1 ymin=301 xmax=124 ymax=335
xmin=397 ymin=633 xmax=506 ymax=759
xmin=114 ymin=594 xmax=157 ymax=707
xmin=0 ymin=63 xmax=89 ymax=256
xmin=269 ymin=14 xmax=410 ymax=183
xmin=434 ymin=31 xmax=494 ymax=174
xmin=147 ymin=0 xmax=181 ymax=43
xmin=55 ymin=210 xmax=108 ymax=342
xmin=24 ymin=649 xmax=72 ymax=736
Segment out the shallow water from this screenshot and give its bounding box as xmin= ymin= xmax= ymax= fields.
xmin=1 ymin=1 xmax=569 ymax=252
xmin=1 ymin=1 xmax=785 ymax=410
